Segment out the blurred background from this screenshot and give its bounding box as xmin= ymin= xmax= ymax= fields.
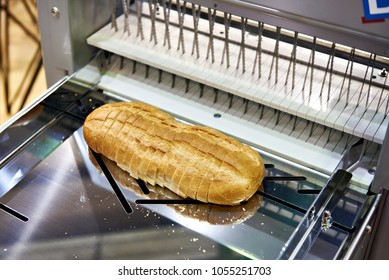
xmin=0 ymin=0 xmax=46 ymax=125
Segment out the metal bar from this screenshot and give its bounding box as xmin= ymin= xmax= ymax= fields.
xmin=285 ymin=31 xmax=298 ymax=88
xmin=279 ymin=169 xmax=352 ymax=259
xmin=191 ymin=3 xmax=201 ymax=58
xmin=338 ymin=47 xmax=355 ymax=104
xmin=320 ymin=42 xmax=335 ymax=99
xmin=365 ymin=54 xmax=377 ymax=109
xmin=148 ymin=0 xmax=158 ymax=44
xmin=136 ymin=0 xmax=144 ymax=40
xmin=345 ymin=48 xmax=355 ymax=106
xmin=377 ymin=74 xmax=388 ymax=113
xmin=268 ymin=27 xmax=281 ymax=82
xmin=252 ymin=21 xmax=263 ymax=79
xmin=236 ymin=17 xmax=247 ymax=73
xmin=176 ymin=0 xmax=186 ymax=53
xmin=221 ymin=12 xmax=231 ymax=68
xmin=342 ymin=194 xmax=381 ymax=259
xmin=122 ymin=0 xmax=130 ymax=35
xmin=110 ymin=0 xmax=118 ymax=31
xmin=206 ymin=7 xmax=216 ymax=63
xmin=162 ymin=0 xmax=172 ymax=49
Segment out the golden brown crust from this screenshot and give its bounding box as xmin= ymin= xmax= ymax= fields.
xmin=83 ymin=101 xmax=265 ymax=205
xmin=88 ymin=153 xmax=263 ymax=225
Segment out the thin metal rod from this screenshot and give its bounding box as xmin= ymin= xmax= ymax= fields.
xmin=285 ymin=31 xmax=298 ymax=88
xmin=252 ymin=21 xmax=263 ymax=78
xmin=122 ymin=0 xmax=130 ymax=35
xmin=136 ymin=0 xmax=144 ymax=40
xmin=357 ymin=53 xmax=373 ymax=106
xmin=176 ymin=0 xmax=186 ymax=53
xmin=268 ymin=26 xmax=281 ymax=82
xmin=320 ymin=42 xmax=335 ymax=99
xmin=206 ymin=7 xmax=216 ymax=63
xmin=221 ymin=12 xmax=231 ymax=68
xmin=148 ymin=0 xmax=157 ymax=44
xmin=191 ymin=3 xmax=201 ymax=59
xmin=236 ymin=17 xmax=247 ymax=73
xmin=110 ymin=0 xmax=118 ymax=31
xmin=162 ymin=0 xmax=172 ymax=49
xmin=338 ymin=47 xmax=355 ymax=104
xmin=365 ymin=53 xmax=377 ymax=109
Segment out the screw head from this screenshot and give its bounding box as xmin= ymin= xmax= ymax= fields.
xmin=51 ymin=7 xmax=60 ymax=18
xmin=379 ymin=68 xmax=387 ymax=78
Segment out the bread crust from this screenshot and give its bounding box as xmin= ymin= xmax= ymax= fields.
xmin=89 ymin=152 xmax=263 ymax=225
xmin=83 ymin=102 xmax=265 ymax=205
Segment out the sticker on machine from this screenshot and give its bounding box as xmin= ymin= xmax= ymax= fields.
xmin=362 ymin=0 xmax=389 ymax=22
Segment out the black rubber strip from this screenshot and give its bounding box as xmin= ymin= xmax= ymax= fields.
xmin=136 ymin=199 xmax=203 ymax=205
xmin=0 ymin=203 xmax=29 ymax=222
xmin=91 ymin=150 xmax=133 ymax=214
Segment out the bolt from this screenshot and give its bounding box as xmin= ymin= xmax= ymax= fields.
xmin=51 ymin=7 xmax=60 ymax=18
xmin=321 ymin=210 xmax=333 ymax=231
xmin=379 ymin=68 xmax=387 ymax=78
xmin=368 ymin=167 xmax=376 ymax=175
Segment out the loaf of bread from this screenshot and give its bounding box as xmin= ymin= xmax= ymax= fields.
xmin=90 ymin=153 xmax=263 ymax=224
xmin=83 ymin=102 xmax=265 ymax=205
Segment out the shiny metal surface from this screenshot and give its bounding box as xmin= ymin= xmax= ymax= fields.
xmin=0 ymin=79 xmax=375 ymax=259
xmin=0 ymin=129 xmax=297 ymax=259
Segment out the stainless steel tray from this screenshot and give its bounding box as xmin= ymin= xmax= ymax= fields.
xmin=0 ymin=78 xmax=374 ymax=259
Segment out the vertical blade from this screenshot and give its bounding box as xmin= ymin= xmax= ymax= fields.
xmin=162 ymin=0 xmax=172 ymax=49
xmin=236 ymin=17 xmax=247 ymax=73
xmin=252 ymin=21 xmax=263 ymax=79
xmin=221 ymin=12 xmax=231 ymax=68
xmin=327 ymin=43 xmax=336 ymax=102
xmin=206 ymin=7 xmax=216 ymax=63
xmin=345 ymin=48 xmax=355 ymax=106
xmin=176 ymin=0 xmax=186 ymax=54
xmin=136 ymin=0 xmax=145 ymax=40
xmin=319 ymin=42 xmax=335 ymax=101
xmin=191 ymin=3 xmax=201 ymax=58
xmin=365 ymin=53 xmax=377 ymax=109
xmin=301 ymin=37 xmax=316 ymax=95
xmin=268 ymin=26 xmax=281 ymax=83
xmin=337 ymin=47 xmax=355 ymax=104
xmin=148 ymin=0 xmax=158 ymax=45
xmin=357 ymin=53 xmax=373 ymax=107
xmin=285 ymin=31 xmax=298 ymax=88
xmin=122 ymin=0 xmax=130 ymax=35
xmin=110 ymin=0 xmax=118 ymax=31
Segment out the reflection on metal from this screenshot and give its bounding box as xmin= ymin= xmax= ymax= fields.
xmin=0 ymin=78 xmax=377 ymax=259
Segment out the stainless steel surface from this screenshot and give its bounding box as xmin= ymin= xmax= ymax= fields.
xmin=0 ymin=79 xmax=375 ymax=259
xmin=28 ymin=0 xmax=389 ymax=259
xmin=371 ymin=126 xmax=389 ymax=193
xmin=187 ymin=0 xmax=389 ymax=56
xmin=36 ymin=0 xmax=111 ymax=86
xmin=342 ymin=194 xmax=381 ymax=259
xmin=365 ymin=190 xmax=389 ymax=259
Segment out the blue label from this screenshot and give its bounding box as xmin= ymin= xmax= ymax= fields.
xmin=363 ymin=0 xmax=389 ymax=20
